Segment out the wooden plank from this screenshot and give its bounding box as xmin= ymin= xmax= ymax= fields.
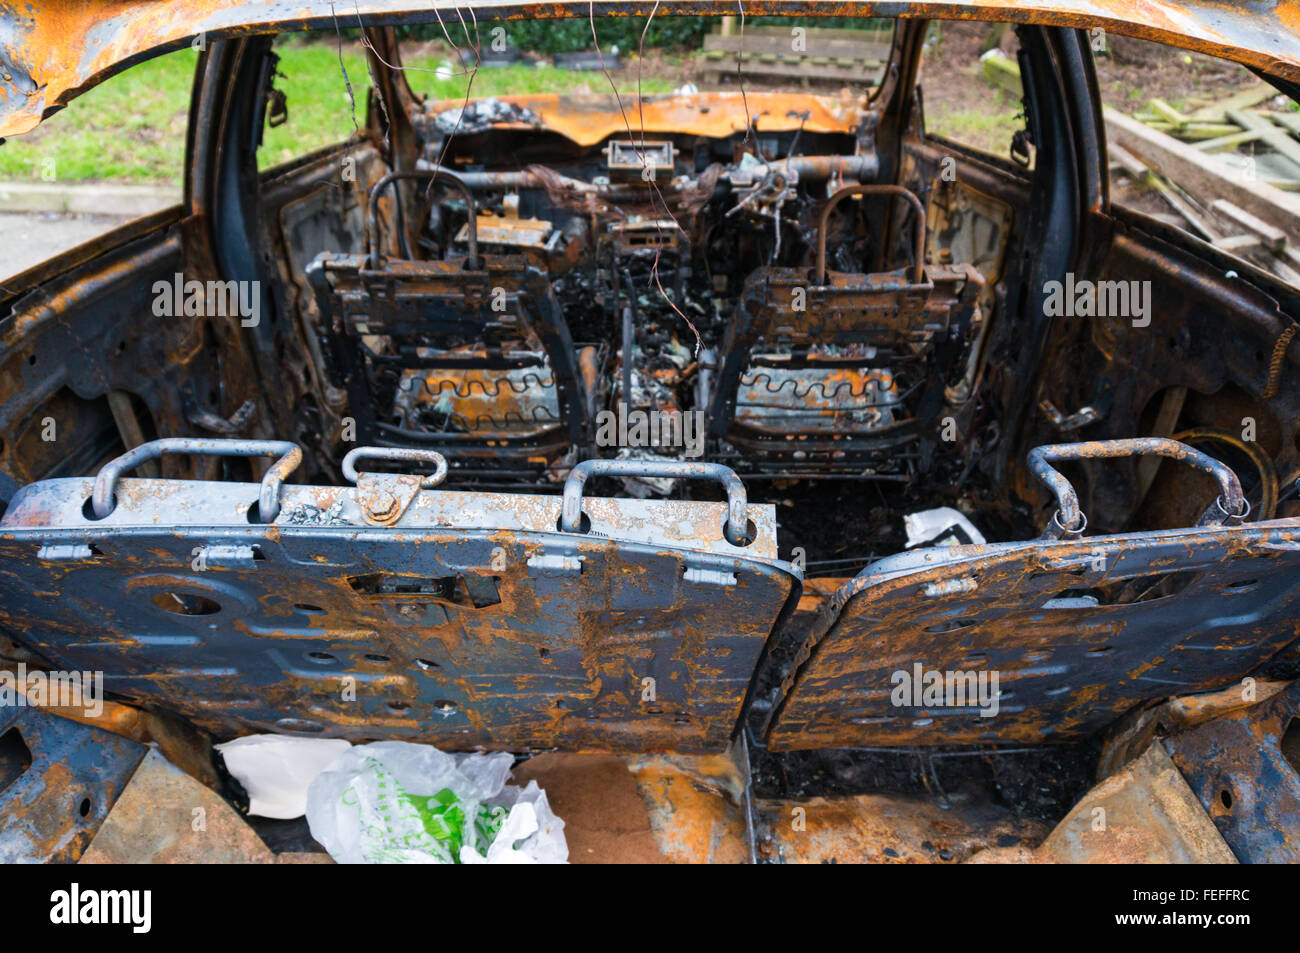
xmin=1225 ymin=107 xmax=1300 ymax=171
xmin=1271 ymin=112 xmax=1300 ymax=137
xmin=703 ymin=32 xmax=890 ymax=58
xmin=1185 ymin=85 xmax=1276 ymax=122
xmin=1210 ymin=199 xmax=1288 ymax=251
xmin=107 ymin=391 xmax=160 ymax=478
xmin=1176 ymin=123 xmax=1246 ymax=140
xmin=1193 ymin=128 xmax=1268 ymax=153
xmin=1137 ymin=386 xmax=1187 ymax=500
xmin=1105 ymin=107 xmax=1300 ymax=237
xmin=1269 ymin=257 xmax=1300 ymax=286
xmin=1148 ymin=99 xmax=1189 ymax=128
xmin=980 ymin=50 xmax=1023 ymax=96
xmin=732 ymin=26 xmax=895 ymax=45
xmin=1212 ymin=233 xmax=1263 ymax=252
xmin=1133 ymin=114 xmax=1239 ymax=139
xmin=700 ymin=59 xmax=884 ymax=83
xmin=1146 ymin=174 xmax=1219 ymax=241
xmin=1108 ymin=142 xmax=1148 ymax=178
xmin=1253 ymin=150 xmax=1300 ymax=182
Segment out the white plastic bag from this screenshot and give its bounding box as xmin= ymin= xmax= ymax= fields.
xmin=459 ymin=780 xmax=568 ymax=865
xmin=215 ymin=735 xmax=352 ymax=819
xmin=305 ymin=741 xmax=567 ymax=864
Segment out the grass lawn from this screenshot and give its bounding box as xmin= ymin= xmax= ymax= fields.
xmin=0 ymin=38 xmax=674 ymax=186
xmin=923 ymin=84 xmax=1024 ymax=159
xmin=0 ymin=48 xmax=200 ymax=184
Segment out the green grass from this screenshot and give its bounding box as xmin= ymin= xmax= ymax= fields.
xmin=0 ymin=38 xmax=677 ymax=185
xmin=926 ymin=88 xmax=1024 ymax=159
xmin=0 ymin=48 xmax=199 ymax=184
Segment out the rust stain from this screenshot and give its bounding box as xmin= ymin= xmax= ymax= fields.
xmin=626 ymin=753 xmax=749 ymax=863
xmin=428 ymin=91 xmax=861 ymax=146
xmin=762 ymin=792 xmax=1048 ymax=863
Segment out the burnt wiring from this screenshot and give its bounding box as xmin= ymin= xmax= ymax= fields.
xmin=329 ymin=1 xmax=360 ymax=137
xmin=592 ymin=0 xmax=703 ymax=356
xmin=736 ymin=0 xmax=754 ymax=143
xmin=327 ymin=3 xmax=772 ymax=360
xmin=343 ymin=6 xmax=485 ymax=187
xmin=352 ymin=2 xmax=393 ymax=154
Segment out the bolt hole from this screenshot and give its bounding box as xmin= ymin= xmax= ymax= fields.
xmin=387 ymin=700 xmax=410 ymax=712
xmin=306 ymin=651 xmax=336 ymax=663
xmin=364 ymin=653 xmax=390 ymax=663
xmin=294 ymin=603 xmax=325 ymax=614
xmin=151 ymin=592 xmax=220 ymax=616
xmin=434 ymin=699 xmax=458 ymax=715
xmin=727 ymin=518 xmax=759 ymax=547
xmin=1220 ymin=788 xmax=1233 ymax=810
xmin=556 ymin=511 xmax=592 ymax=534
xmin=78 ymin=797 xmax=91 ymax=818
xmin=415 ymin=658 xmax=440 ymax=671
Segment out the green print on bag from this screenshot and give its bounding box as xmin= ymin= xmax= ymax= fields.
xmin=341 ymin=756 xmax=508 ymax=863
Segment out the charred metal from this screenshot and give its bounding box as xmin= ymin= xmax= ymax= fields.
xmin=0 ymin=3 xmax=1298 ymax=864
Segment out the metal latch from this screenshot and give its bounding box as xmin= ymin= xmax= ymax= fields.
xmin=342 ymin=447 xmax=449 ymax=525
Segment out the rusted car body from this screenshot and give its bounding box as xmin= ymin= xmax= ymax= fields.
xmin=0 ymin=1 xmax=1298 ymax=864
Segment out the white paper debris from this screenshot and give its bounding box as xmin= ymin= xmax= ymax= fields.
xmin=903 ymin=506 xmax=986 ymax=549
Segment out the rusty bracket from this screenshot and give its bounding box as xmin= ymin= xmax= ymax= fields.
xmin=91 ymin=438 xmax=302 ymax=523
xmin=185 ymin=397 xmax=258 ymax=435
xmin=815 ymin=184 xmax=926 ymax=286
xmin=561 ymin=459 xmax=752 ymax=547
xmin=0 ymin=707 xmax=146 ymax=862
xmin=342 ymin=446 xmax=448 ymax=525
xmin=1028 ymin=437 xmax=1248 ymax=539
xmin=1038 ymin=399 xmax=1102 ymax=433
xmin=367 ymin=167 xmax=478 ymax=269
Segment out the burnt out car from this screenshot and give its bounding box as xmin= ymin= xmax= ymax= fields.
xmin=0 ymin=1 xmax=1298 ymax=868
